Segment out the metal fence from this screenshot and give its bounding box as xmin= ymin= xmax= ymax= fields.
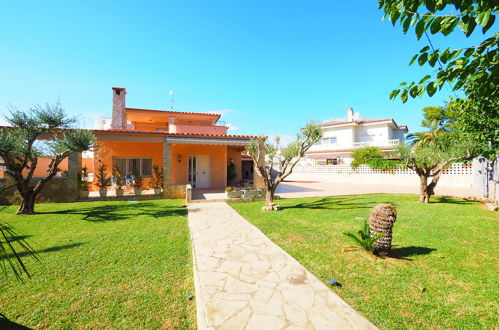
xmin=472 ymin=157 xmax=499 ymax=198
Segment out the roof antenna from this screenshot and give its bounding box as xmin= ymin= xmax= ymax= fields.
xmin=169 ymin=90 xmax=174 ymax=110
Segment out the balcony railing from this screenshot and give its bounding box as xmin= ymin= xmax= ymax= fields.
xmin=309 ymin=139 xmax=401 ymax=152
xmin=352 ymin=139 xmax=400 ymax=148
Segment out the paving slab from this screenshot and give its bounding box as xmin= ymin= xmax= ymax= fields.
xmin=188 ymin=202 xmax=377 ymax=330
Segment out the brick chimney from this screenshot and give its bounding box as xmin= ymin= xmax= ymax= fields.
xmin=347 ymin=107 xmax=354 ymax=121
xmin=111 ymin=87 xmax=127 ymax=129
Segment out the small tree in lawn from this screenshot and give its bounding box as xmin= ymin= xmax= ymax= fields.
xmin=246 ymin=122 xmax=322 ymax=210
xmin=395 ymin=133 xmax=474 ymax=203
xmin=0 ymin=103 xmax=95 ymax=214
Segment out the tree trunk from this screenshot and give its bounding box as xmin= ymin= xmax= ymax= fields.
xmin=263 ymin=188 xmax=279 ymax=211
xmin=265 ymin=188 xmax=275 ymax=206
xmin=17 ymin=190 xmax=37 ymax=214
xmin=418 ymin=175 xmax=431 ymax=203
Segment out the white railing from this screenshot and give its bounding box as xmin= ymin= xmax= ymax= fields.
xmin=293 ymin=163 xmax=473 ymax=175
xmin=309 ymin=139 xmax=401 ymax=152
xmin=352 ymin=139 xmax=400 ymax=148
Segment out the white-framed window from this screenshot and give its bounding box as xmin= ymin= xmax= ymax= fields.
xmin=318 ymin=137 xmax=337 ymax=145
xmin=113 ymin=157 xmax=153 ymax=177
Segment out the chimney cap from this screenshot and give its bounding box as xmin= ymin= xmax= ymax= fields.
xmin=112 ymin=87 xmax=127 ymax=94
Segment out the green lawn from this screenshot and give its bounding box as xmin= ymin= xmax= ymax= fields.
xmin=230 ymin=194 xmax=499 ymax=329
xmin=0 ymin=200 xmax=195 ymax=329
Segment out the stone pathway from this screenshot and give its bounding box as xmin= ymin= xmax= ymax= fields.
xmin=188 ymin=202 xmax=377 ymax=330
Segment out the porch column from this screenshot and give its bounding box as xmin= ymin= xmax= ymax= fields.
xmin=162 ymin=142 xmax=172 ymax=188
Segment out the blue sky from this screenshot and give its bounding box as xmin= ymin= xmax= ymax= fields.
xmin=0 ymin=1 xmax=489 ymax=138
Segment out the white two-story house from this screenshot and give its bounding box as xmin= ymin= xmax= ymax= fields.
xmin=304 ymin=108 xmax=408 ymax=165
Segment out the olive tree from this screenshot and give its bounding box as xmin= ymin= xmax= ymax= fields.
xmin=0 ymin=103 xmax=95 ymax=214
xmin=395 ymin=133 xmax=474 ymax=203
xmin=246 ymin=122 xmax=322 ymax=210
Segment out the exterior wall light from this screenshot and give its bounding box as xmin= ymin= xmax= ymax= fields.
xmin=177 ymin=154 xmax=182 ymax=163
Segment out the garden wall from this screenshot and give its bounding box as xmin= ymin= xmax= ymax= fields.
xmin=0 ymin=153 xmax=81 ymax=205
xmin=287 ymin=163 xmax=473 ymax=189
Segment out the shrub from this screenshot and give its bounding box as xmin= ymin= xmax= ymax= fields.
xmin=149 ymin=165 xmax=164 ymax=189
xmin=94 ymin=163 xmax=110 ymax=190
xmin=78 ymin=166 xmax=90 ymax=191
xmin=351 ymin=146 xmax=400 ymax=170
xmin=113 ymin=165 xmax=124 ymax=190
xmin=132 ymin=169 xmax=143 ymax=190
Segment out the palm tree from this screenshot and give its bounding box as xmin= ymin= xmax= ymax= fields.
xmin=413 ymin=119 xmax=446 ymax=147
xmin=369 ymin=204 xmax=397 ymax=256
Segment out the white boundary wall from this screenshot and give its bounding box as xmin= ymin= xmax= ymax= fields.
xmin=288 ymin=163 xmax=473 ymax=188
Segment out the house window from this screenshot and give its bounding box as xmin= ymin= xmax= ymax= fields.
xmin=113 ymin=157 xmax=153 ymax=177
xmin=326 ymin=158 xmax=339 ymax=165
xmin=318 ymin=137 xmax=337 ymax=144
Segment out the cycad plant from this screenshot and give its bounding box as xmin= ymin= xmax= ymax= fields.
xmin=343 ymin=220 xmax=384 ymax=253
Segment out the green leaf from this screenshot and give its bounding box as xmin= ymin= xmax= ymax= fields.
xmin=399 ymin=82 xmax=407 ymax=86
xmin=476 ymin=10 xmax=491 ymax=27
xmin=390 ymin=10 xmax=401 ymax=26
xmin=417 ymin=85 xmax=425 ymax=97
xmin=409 ymin=54 xmax=419 ymax=65
xmin=464 ymin=48 xmax=474 ymax=57
xmin=420 ymin=45 xmax=430 ymax=53
xmin=410 ymin=85 xmax=419 ymax=98
xmin=419 ymin=75 xmax=432 ymax=84
xmin=430 ymin=17 xmax=441 ymax=34
xmin=482 ymin=14 xmax=496 ymax=33
xmin=426 ymin=81 xmax=437 ymax=96
xmin=415 ymin=19 xmax=426 ymax=39
xmin=418 ymin=52 xmax=428 ymax=66
xmin=389 ymin=89 xmax=401 ymax=100
xmin=401 ymin=89 xmax=408 ymax=103
xmin=402 ymin=16 xmax=412 ymax=33
xmin=428 ymin=53 xmax=439 ymax=67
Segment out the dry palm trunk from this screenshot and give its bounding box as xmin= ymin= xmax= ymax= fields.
xmin=369 ymin=204 xmax=397 ymax=257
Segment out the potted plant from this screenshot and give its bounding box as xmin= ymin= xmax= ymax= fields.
xmin=149 ymin=165 xmax=164 ymax=195
xmin=94 ymin=162 xmax=110 ymax=198
xmin=79 ymin=166 xmax=90 ymax=198
xmin=132 ymin=169 xmax=143 ymax=196
xmin=113 ymin=165 xmax=125 ymax=197
xmin=225 ymin=186 xmax=243 ymax=198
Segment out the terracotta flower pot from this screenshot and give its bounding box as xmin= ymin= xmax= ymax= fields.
xmin=116 ymin=189 xmax=124 ymax=197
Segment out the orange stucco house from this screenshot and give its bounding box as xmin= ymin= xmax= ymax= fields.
xmin=87 ymin=87 xmax=260 ymax=196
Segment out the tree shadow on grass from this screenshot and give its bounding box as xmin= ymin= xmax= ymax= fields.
xmin=5 ymin=234 xmax=32 ymax=243
xmin=38 ymin=202 xmax=187 ymax=222
xmin=280 ymin=197 xmax=376 ymax=211
xmin=390 ymin=246 xmax=437 ymax=261
xmin=0 ymin=313 xmax=31 ymax=330
xmin=2 ymin=242 xmax=84 ymax=259
xmin=431 ymin=196 xmax=478 ymax=205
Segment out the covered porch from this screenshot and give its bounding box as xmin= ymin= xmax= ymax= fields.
xmin=164 ymin=136 xmax=255 ymax=194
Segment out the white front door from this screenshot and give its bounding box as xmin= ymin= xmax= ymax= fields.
xmin=188 ymin=156 xmax=211 ymax=188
